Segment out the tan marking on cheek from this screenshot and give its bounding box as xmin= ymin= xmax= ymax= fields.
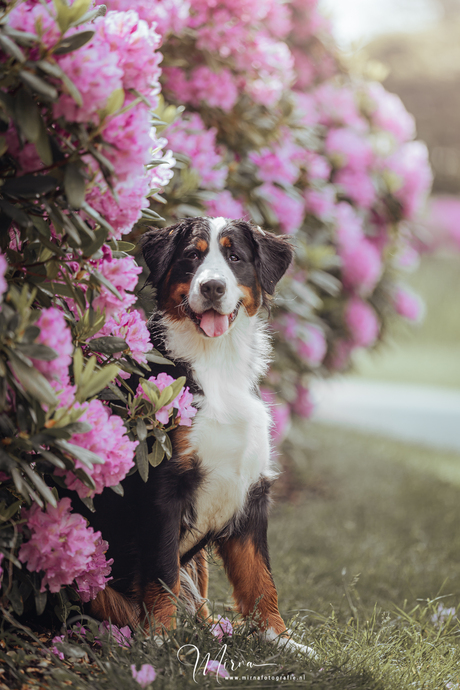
xmin=218 ymin=539 xmax=286 ymax=634
xmin=240 ymin=283 xmax=262 ymax=317
xmin=196 ymin=239 xmax=208 ymax=252
xmin=170 ymin=426 xmax=198 ymax=470
xmin=220 ymin=236 xmax=232 ymax=248
xmin=161 ymin=280 xmax=191 ymax=320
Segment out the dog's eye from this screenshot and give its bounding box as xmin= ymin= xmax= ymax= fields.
xmin=187 ymin=251 xmax=199 ymax=261
xmin=229 ymin=254 xmax=239 ymax=262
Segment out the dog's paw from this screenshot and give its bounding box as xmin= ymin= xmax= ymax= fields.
xmin=262 ymin=628 xmax=317 ymax=659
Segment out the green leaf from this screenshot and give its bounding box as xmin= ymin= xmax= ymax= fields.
xmin=0 ymin=34 xmax=26 ymax=62
xmin=0 ymin=500 xmax=21 ymax=523
xmin=53 ymin=0 xmax=92 ymax=33
xmin=88 ymin=336 xmax=128 ymax=355
xmin=36 ymin=448 xmax=66 ymax=470
xmin=0 ymin=200 xmax=31 ymax=228
xmin=64 ymin=163 xmax=86 ymax=209
xmin=16 ymin=343 xmax=58 ymax=361
xmin=2 ymin=175 xmax=58 ymax=199
xmin=148 ymin=440 xmax=165 ymax=467
xmin=141 ymin=208 xmax=165 ymax=222
xmin=135 ymin=439 xmax=149 ymax=482
xmin=107 ymin=240 xmax=135 ymax=254
xmin=35 ymin=590 xmax=47 ymax=616
xmin=14 ymin=89 xmax=41 ymax=143
xmin=69 ymin=4 xmax=107 ymax=28
xmin=77 ymin=363 xmax=120 ymax=401
xmin=110 ymin=482 xmax=124 ymax=496
xmin=19 ymin=71 xmax=58 ymax=100
xmin=8 ymin=353 xmax=58 ymax=406
xmin=144 ymin=350 xmax=174 ymax=366
xmin=55 ymin=439 xmax=104 ymax=468
xmin=91 ymin=269 xmax=123 ymax=300
xmin=136 ymin=417 xmax=147 ymax=441
xmin=81 ymin=201 xmax=115 ymax=236
xmin=54 ymin=30 xmax=95 ymax=55
xmin=140 ymin=380 xmax=160 ymax=407
xmin=100 ymin=87 xmax=125 ymax=118
xmin=161 ymin=432 xmax=173 ymax=460
xmin=19 ymin=461 xmax=57 ymax=507
xmin=8 ymin=581 xmax=24 ymax=616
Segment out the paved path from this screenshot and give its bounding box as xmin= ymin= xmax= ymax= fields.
xmin=310 ymin=378 xmax=460 ymax=453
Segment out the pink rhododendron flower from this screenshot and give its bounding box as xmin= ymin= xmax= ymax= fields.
xmin=131 ymin=664 xmax=157 ymax=687
xmin=385 ymin=141 xmax=432 ymax=220
xmin=92 ymin=250 xmax=142 ymax=317
xmin=304 ymin=185 xmax=336 ymax=221
xmin=0 ymin=252 xmax=7 ymax=306
xmin=5 ymin=125 xmax=42 ymax=174
xmin=19 ymin=498 xmax=103 ymax=593
xmin=137 ymin=373 xmax=197 ymax=427
xmin=334 ymin=202 xmax=364 ymax=249
xmin=75 ymin=537 xmax=113 ymax=603
xmin=393 ymin=286 xmax=425 ymax=322
xmin=106 ymin=0 xmax=190 ymax=36
xmin=205 ymin=191 xmax=245 ymax=219
xmin=100 ymin=621 xmax=132 ymax=646
xmin=210 ymin=615 xmax=233 ymax=642
xmin=189 ymin=65 xmax=239 ymax=111
xmin=340 ymin=238 xmax=382 ymax=296
xmin=205 ymin=660 xmax=229 ymax=678
xmin=250 ymin=131 xmax=303 ymax=186
xmin=95 ymin=310 xmax=152 ymax=364
xmin=366 ymin=82 xmax=415 ymax=144
xmin=31 ymin=308 xmax=73 ymax=383
xmin=260 ymin=183 xmax=305 ymax=234
xmin=96 ymin=10 xmax=162 ymax=101
xmin=314 ymin=83 xmax=363 ymax=129
xmin=8 ymin=1 xmax=61 ymax=52
xmin=166 ymin=113 xmax=228 ymax=190
xmin=297 ymin=324 xmax=327 ymax=366
xmin=58 ymin=399 xmax=137 ymax=498
xmin=292 ymin=384 xmax=314 ymax=418
xmin=260 ymin=388 xmax=290 ymax=445
xmin=326 ymin=128 xmax=373 ymax=171
xmin=345 ymin=298 xmax=380 ymax=347
xmin=305 ymin=151 xmax=331 ymax=182
xmin=50 ymin=635 xmax=65 ymax=661
xmin=329 ymin=338 xmax=354 ymax=371
xmin=335 ymin=167 xmax=376 ymax=209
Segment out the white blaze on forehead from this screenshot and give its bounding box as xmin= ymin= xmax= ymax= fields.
xmin=188 ymin=218 xmax=242 ymax=314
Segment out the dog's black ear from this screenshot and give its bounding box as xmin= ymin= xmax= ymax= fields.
xmin=140 ymin=220 xmax=190 ymax=287
xmin=251 ymin=227 xmax=294 ymax=295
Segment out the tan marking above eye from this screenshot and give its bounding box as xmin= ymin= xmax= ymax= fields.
xmin=220 ymin=236 xmax=232 ymax=248
xmin=196 ymin=239 xmax=208 ymax=252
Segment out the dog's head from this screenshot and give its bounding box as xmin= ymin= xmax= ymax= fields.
xmin=141 ymin=217 xmax=293 ymax=338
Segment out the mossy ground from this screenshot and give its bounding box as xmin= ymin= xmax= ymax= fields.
xmin=2 ymin=422 xmax=460 ymax=689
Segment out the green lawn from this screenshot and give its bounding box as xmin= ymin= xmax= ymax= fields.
xmin=355 ymin=252 xmax=460 ymax=388
xmin=4 ymin=422 xmax=460 ymax=689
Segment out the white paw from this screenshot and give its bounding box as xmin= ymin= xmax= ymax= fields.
xmin=262 ymin=628 xmax=317 ymax=659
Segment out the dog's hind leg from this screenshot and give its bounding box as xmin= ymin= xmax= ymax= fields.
xmin=89 ymin=586 xmax=140 ymax=628
xmin=179 ymin=549 xmax=210 ymax=619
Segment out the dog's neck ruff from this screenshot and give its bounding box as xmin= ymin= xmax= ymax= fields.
xmin=156 ymin=309 xmax=271 ymax=403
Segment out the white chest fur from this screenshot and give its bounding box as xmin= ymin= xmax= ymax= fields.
xmin=162 ymin=313 xmax=274 ymax=556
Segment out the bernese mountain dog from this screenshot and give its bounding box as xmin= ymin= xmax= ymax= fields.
xmin=84 ymin=216 xmax=312 ymax=654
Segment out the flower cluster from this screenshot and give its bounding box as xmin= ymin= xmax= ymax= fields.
xmin=137 ymin=373 xmax=197 ymax=427
xmin=19 ymin=499 xmax=111 ymax=595
xmin=57 ymin=399 xmax=138 ymax=498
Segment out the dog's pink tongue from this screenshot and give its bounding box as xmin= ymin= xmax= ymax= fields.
xmin=200 ymin=310 xmax=229 ymax=337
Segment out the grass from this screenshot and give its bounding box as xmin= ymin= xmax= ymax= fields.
xmin=3 ymin=422 xmax=460 ymax=689
xmin=355 ymin=252 xmax=460 ymax=388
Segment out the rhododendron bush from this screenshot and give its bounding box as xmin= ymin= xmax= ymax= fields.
xmin=0 ymin=0 xmax=191 ymax=622
xmin=122 ymin=0 xmax=432 ymax=445
xmin=0 ymin=0 xmax=431 ymax=623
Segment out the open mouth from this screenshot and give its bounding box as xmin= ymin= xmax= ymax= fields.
xmin=185 ymin=303 xmax=240 ymax=338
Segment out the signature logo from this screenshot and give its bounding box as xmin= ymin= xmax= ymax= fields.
xmin=177 ymin=643 xmax=278 ymax=683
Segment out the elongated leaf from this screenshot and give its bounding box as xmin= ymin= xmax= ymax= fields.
xmin=0 ymin=199 xmax=31 ymax=228
xmin=19 ymin=71 xmax=58 ymax=100
xmin=19 ymin=461 xmax=57 ymax=507
xmin=64 ymin=163 xmax=86 ymax=209
xmin=35 ymin=590 xmax=47 ymax=616
xmin=160 ymin=432 xmax=173 ymax=460
xmin=55 ymin=439 xmax=104 ymax=467
xmin=136 ymin=418 xmax=147 ymax=441
xmin=54 ymin=30 xmax=95 ymax=55
xmin=88 ymin=336 xmax=127 ymax=354
xmin=14 ymin=89 xmax=41 ymax=143
xmin=70 ymin=4 xmax=107 ymax=27
xmin=2 ymin=175 xmax=58 ymax=199
xmin=91 ymin=269 xmax=123 ymax=300
xmin=0 ymin=34 xmax=25 ymax=62
xmin=36 ymin=448 xmax=66 ymax=470
xmin=144 ymin=351 xmax=174 ymax=366
xmin=110 ymin=482 xmax=124 ymax=496
xmin=148 ymin=440 xmax=165 ymax=467
xmin=16 ymin=343 xmax=58 ymax=361
xmin=0 ymin=500 xmax=21 ymax=523
xmin=8 ymin=354 xmax=58 ymax=406
xmin=135 ymin=439 xmax=149 ymax=482
xmin=77 ymin=363 xmax=120 ymax=400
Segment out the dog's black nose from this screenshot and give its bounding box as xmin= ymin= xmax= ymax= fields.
xmin=200 ymin=279 xmax=226 ymax=301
